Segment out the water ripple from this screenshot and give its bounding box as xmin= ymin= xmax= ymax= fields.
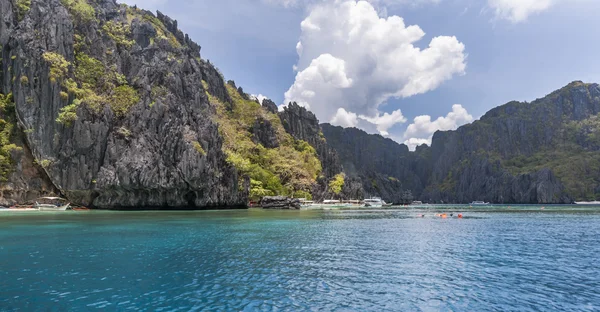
xmin=1 ymin=209 xmax=600 ymax=311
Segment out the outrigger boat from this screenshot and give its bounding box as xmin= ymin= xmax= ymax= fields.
xmin=363 ymin=197 xmax=384 ymax=208
xmin=34 ymin=197 xmax=71 ymax=211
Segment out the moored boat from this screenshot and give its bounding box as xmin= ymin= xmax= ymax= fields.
xmin=363 ymin=197 xmax=383 ymax=208
xmin=470 ymin=201 xmax=490 ymax=206
xmin=34 ymin=197 xmax=71 ymax=211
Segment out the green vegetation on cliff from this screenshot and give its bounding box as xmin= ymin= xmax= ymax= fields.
xmin=329 ymin=173 xmax=345 ymax=195
xmin=0 ymin=93 xmax=22 ymax=181
xmin=204 ymin=81 xmax=322 ymax=201
xmin=42 ymin=15 xmax=141 ymax=125
xmin=15 ymin=0 xmax=30 ymax=21
xmin=61 ymin=0 xmax=95 ymax=23
xmin=439 ymin=81 xmax=600 ymax=202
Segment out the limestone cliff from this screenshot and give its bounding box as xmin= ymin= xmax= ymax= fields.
xmin=0 ymin=0 xmax=593 ymax=207
xmin=320 ymin=124 xmax=430 ymax=203
xmin=321 ymin=82 xmax=600 ymax=204
xmin=1 ymin=0 xmax=246 ymax=208
xmin=0 ymin=0 xmax=325 ymax=208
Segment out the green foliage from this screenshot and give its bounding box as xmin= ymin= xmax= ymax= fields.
xmin=60 ymin=91 xmax=69 ymax=101
xmin=60 ymin=0 xmax=95 ymax=23
xmin=249 ymin=179 xmax=274 ymax=201
xmin=388 ymin=177 xmax=399 ymax=182
xmin=56 ymin=101 xmax=79 ymax=126
xmin=329 ymin=173 xmax=345 ymax=195
xmin=20 ymin=75 xmax=29 ymax=85
xmin=150 ymin=85 xmax=168 ymax=106
xmin=42 ymin=52 xmax=70 ymax=83
xmin=206 ymin=81 xmax=322 ymax=198
xmin=192 ymin=141 xmax=206 ymax=156
xmin=102 ymin=21 xmax=135 ymax=48
xmin=74 ymin=53 xmax=105 ymax=87
xmin=57 ymin=52 xmax=139 ymax=122
xmin=294 ymin=190 xmax=312 ymax=200
xmin=110 ymin=85 xmax=139 ymax=117
xmin=16 ymin=0 xmax=31 ymax=21
xmin=0 ymin=93 xmax=22 ymax=181
xmin=39 ymin=159 xmax=52 ymax=169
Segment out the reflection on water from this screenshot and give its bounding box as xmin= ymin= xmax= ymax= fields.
xmin=1 ymin=207 xmax=600 ymax=311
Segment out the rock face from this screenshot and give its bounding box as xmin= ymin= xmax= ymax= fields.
xmin=279 ymin=103 xmax=342 ymax=179
xmin=0 ymin=0 xmax=246 ymax=208
xmin=261 ymin=99 xmax=278 ymax=114
xmin=278 ymin=102 xmax=345 ymax=200
xmin=321 ymin=82 xmax=600 ymax=204
xmin=260 ymin=196 xmax=301 ymax=209
xmin=321 ymin=124 xmax=430 ymax=204
xmin=0 ymin=139 xmax=58 ymax=206
xmin=251 ymin=117 xmax=279 ymax=148
xmin=0 ymin=0 xmax=593 ymax=207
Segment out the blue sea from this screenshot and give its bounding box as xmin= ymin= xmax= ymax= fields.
xmin=1 ymin=206 xmax=600 ymax=311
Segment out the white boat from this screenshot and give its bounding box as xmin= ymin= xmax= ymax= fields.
xmin=411 ymin=201 xmax=423 ymax=205
xmin=34 ymin=197 xmax=71 ymax=211
xmin=298 ymin=199 xmax=316 ymax=209
xmin=320 ymin=199 xmax=350 ymax=209
xmin=575 ymin=201 xmax=600 ymax=205
xmin=470 ymin=201 xmax=490 ymax=206
xmin=363 ymin=197 xmax=383 ymax=208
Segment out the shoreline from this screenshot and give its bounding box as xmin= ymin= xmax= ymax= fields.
xmin=1 ymin=204 xmax=600 ymax=215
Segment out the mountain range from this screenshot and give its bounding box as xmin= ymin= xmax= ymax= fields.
xmin=0 ymin=0 xmax=595 ymax=208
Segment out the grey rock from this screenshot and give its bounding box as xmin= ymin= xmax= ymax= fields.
xmin=0 ymin=0 xmax=247 ymax=208
xmin=251 ymin=117 xmax=279 ymax=148
xmin=260 ymin=196 xmax=301 ymax=209
xmin=320 ymin=124 xmax=429 ymax=204
xmin=262 ymin=99 xmax=278 ymax=114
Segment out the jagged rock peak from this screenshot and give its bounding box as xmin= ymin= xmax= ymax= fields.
xmin=262 ymin=99 xmax=278 ymax=114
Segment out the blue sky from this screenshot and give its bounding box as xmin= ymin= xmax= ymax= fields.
xmin=120 ymin=0 xmax=600 ymax=149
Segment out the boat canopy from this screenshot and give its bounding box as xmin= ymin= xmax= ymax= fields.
xmin=39 ymin=197 xmax=67 ymax=201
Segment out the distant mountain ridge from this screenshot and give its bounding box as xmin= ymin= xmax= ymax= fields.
xmin=322 ymin=81 xmax=600 ymax=204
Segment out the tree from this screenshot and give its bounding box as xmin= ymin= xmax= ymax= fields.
xmin=329 ymin=173 xmax=345 ymax=197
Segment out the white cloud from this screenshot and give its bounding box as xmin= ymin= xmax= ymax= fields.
xmin=282 ymin=0 xmax=466 ymax=136
xmin=487 ymin=0 xmax=553 ymax=22
xmin=359 ymin=109 xmax=406 ymax=136
xmin=264 ymin=0 xmax=576 ymax=24
xmin=330 ymin=108 xmax=359 ymax=127
xmin=403 ymin=104 xmax=473 ymax=150
xmin=250 ymin=94 xmax=268 ymax=104
xmin=263 ymin=0 xmax=441 ymax=8
xmin=404 ymin=137 xmax=431 ymax=150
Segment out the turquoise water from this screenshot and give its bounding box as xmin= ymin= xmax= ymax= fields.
xmin=1 ymin=206 xmax=600 ymax=311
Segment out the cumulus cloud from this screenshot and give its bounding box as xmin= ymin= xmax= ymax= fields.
xmin=282 ymin=0 xmax=466 ymax=136
xmin=487 ymin=0 xmax=553 ymax=22
xmin=331 ymin=108 xmax=359 ymax=127
xmin=403 ymin=104 xmax=473 ymax=150
xmin=250 ymin=94 xmax=268 ymax=104
xmin=359 ymin=110 xmax=406 ymax=136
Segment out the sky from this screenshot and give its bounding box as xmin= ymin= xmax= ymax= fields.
xmin=120 ymin=0 xmax=600 ymax=149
